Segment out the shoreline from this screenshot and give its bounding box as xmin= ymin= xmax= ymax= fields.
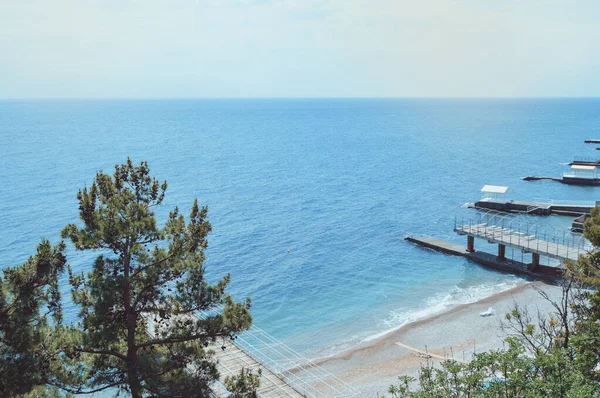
xmin=311 ymin=281 xmax=534 ymax=366
xmin=298 ymin=280 xmax=564 ymax=395
xmin=301 ymin=279 xmax=528 ymax=366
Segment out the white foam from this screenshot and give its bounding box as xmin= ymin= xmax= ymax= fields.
xmin=307 ymin=279 xmax=526 ymax=361
xmin=361 ymin=280 xmax=522 ymax=343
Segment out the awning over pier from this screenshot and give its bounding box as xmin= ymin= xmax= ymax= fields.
xmin=571 ymin=165 xmax=596 ymax=171
xmin=481 ymin=185 xmax=509 ymax=194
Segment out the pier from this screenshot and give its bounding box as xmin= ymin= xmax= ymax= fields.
xmin=454 ymin=222 xmax=582 ymax=264
xmin=406 ymin=210 xmax=590 ymax=281
xmin=472 ymin=185 xmax=596 ymax=216
xmin=585 ymin=139 xmax=600 ymax=143
xmin=473 ymin=198 xmax=596 ymax=216
xmin=525 ymin=163 xmax=600 ymax=186
xmin=453 ymin=210 xmax=587 ymax=266
xmin=405 ymin=236 xmax=469 ymax=256
xmin=572 ymin=214 xmax=588 ymax=233
xmin=523 ymin=175 xmax=600 ymax=185
xmin=570 ymin=156 xmax=600 ymax=166
xmin=522 ymin=176 xmax=562 ymax=182
xmin=407 ymin=236 xmax=563 ymax=281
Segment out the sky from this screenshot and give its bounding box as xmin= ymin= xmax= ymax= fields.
xmin=1 ymin=0 xmax=599 ymax=98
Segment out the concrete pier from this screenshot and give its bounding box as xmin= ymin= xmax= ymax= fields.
xmin=531 ymin=253 xmax=540 ymax=270
xmin=523 ymin=175 xmax=600 ymax=186
xmin=498 ymin=243 xmax=506 ymax=260
xmin=405 ymin=236 xmax=468 ymax=255
xmin=467 ymin=235 xmax=475 ymax=252
xmin=405 ymin=236 xmax=563 ymax=282
xmin=474 ymin=198 xmax=596 ymax=216
xmin=570 ymin=161 xmax=600 ymax=166
xmin=572 ymin=214 xmax=588 ymax=233
xmin=522 ymin=176 xmax=562 ymax=182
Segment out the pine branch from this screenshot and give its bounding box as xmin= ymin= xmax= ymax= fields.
xmin=131 ymin=252 xmax=179 ymax=279
xmin=135 ymin=332 xmax=221 ymax=350
xmin=74 ymin=346 xmax=128 ymax=361
xmin=52 ymin=380 xmax=123 ymax=394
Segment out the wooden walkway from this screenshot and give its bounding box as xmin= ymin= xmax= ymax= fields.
xmin=455 ymin=224 xmax=584 ymax=262
xmin=210 ymin=339 xmax=304 ymax=398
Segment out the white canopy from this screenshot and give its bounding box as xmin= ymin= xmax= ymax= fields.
xmin=571 ymin=165 xmax=596 ymax=171
xmin=481 ymin=185 xmax=509 ymax=194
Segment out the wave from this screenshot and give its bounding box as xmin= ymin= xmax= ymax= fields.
xmin=362 ymin=280 xmax=523 ymax=343
xmin=307 ymin=279 xmax=525 ymax=361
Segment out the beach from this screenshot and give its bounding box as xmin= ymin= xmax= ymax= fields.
xmin=306 ymin=281 xmax=564 ymax=396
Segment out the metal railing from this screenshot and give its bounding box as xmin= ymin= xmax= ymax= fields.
xmin=454 ymin=210 xmax=590 ymax=261
xmin=573 ymin=156 xmax=599 ymax=163
xmin=526 ymin=205 xmax=540 ymax=214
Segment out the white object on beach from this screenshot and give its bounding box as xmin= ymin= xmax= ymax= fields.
xmin=480 ymin=307 xmax=496 ymax=317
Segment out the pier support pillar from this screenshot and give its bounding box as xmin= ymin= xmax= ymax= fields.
xmin=531 ymin=253 xmax=540 ymax=270
xmin=498 ymin=244 xmax=506 ymax=261
xmin=467 ymin=235 xmax=475 ymax=252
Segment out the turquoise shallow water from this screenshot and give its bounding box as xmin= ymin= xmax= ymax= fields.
xmin=1 ymin=98 xmax=599 ymax=357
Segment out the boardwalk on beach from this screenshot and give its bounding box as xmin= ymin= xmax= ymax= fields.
xmin=146 ymin=311 xmax=361 ymax=398
xmin=210 ymin=339 xmax=304 ymax=398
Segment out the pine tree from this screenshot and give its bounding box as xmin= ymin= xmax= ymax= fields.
xmin=0 ymin=241 xmax=66 ymax=397
xmin=60 ymin=159 xmax=252 ymax=397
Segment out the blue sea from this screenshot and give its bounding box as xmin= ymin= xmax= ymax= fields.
xmin=1 ymin=98 xmax=599 ymax=358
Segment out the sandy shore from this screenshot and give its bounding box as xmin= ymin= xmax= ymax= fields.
xmin=303 ymin=281 xmax=564 ymax=396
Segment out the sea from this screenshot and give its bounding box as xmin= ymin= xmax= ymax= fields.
xmin=1 ymin=98 xmax=599 ymax=360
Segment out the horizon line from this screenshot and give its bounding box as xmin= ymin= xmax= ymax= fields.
xmin=1 ymin=95 xmax=600 ymax=101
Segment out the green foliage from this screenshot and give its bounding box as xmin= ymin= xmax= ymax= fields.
xmin=584 ymin=206 xmax=600 ymax=248
xmin=57 ymin=159 xmax=253 ymax=397
xmin=224 ymin=367 xmax=262 ymax=398
xmin=0 ymin=241 xmax=67 ymax=397
xmin=386 ymin=376 xmax=414 ymax=397
xmin=387 ymin=338 xmax=599 ymax=397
